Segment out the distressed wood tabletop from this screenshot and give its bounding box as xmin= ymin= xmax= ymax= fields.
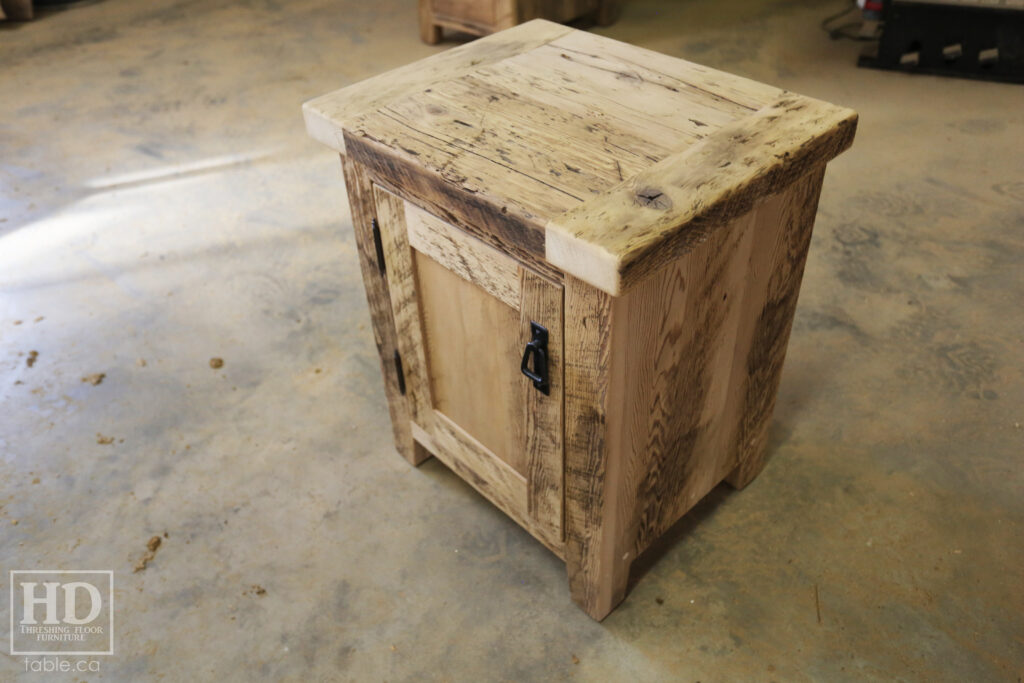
xmin=304 ymin=19 xmax=857 ymax=295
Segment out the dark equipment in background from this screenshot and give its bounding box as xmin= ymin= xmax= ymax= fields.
xmin=857 ymin=0 xmax=1024 ymax=83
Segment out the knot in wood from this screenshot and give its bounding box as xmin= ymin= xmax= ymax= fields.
xmin=634 ymin=187 xmax=672 ymax=210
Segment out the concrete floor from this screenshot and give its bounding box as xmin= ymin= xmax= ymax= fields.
xmin=1 ymin=0 xmax=1022 ymax=680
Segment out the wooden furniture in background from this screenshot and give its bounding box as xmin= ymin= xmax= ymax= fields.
xmin=418 ymin=0 xmax=619 ymax=43
xmin=304 ymin=20 xmax=857 ymax=620
xmin=0 ymin=0 xmax=34 ymax=21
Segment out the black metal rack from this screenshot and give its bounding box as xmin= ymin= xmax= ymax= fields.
xmin=859 ymin=0 xmax=1024 ymax=83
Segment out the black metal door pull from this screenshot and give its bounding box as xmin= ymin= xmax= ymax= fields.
xmin=520 ymin=322 xmax=550 ymax=395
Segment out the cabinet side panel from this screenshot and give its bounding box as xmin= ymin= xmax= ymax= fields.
xmin=615 ymin=167 xmax=826 ymax=557
xmin=615 ymin=203 xmax=759 ymax=556
xmin=725 ymin=167 xmax=826 ymax=489
xmin=341 ymin=156 xmax=427 ymax=465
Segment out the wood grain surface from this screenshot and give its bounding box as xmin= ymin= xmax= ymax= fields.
xmin=310 ymin=21 xmax=854 ymax=298
xmin=725 ymin=167 xmax=826 ymax=490
xmin=546 ymin=95 xmax=857 ymax=295
xmin=561 ymin=169 xmax=829 ymax=618
xmin=405 ymin=200 xmax=522 ymax=310
xmin=415 ymin=251 xmax=525 ymax=472
xmin=342 ymin=158 xmax=429 ymax=465
xmin=519 ymin=268 xmax=564 ymax=541
xmin=304 ymin=20 xmax=573 ymax=155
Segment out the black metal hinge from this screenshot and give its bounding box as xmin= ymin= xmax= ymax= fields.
xmin=394 ymin=350 xmax=406 ymax=395
xmin=371 ymin=218 xmax=386 ymax=276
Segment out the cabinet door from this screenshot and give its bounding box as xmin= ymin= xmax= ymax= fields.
xmin=373 ymin=185 xmax=564 ymax=553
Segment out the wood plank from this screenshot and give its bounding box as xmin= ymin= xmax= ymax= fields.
xmin=341 ymin=157 xmax=429 ymax=466
xmin=564 ymin=170 xmax=826 ymax=565
xmin=304 ymin=19 xmax=574 ymax=154
xmin=347 ymin=103 xmax=583 ymax=221
xmin=612 ymin=206 xmax=760 ymax=555
xmin=460 ymin=66 xmax=673 ymax=167
xmin=345 ymin=130 xmax=553 ymax=262
xmin=415 ymin=251 xmax=526 ymax=473
xmin=548 ymin=29 xmax=781 ymax=112
xmin=562 ymin=275 xmax=631 ymax=620
xmin=725 ymin=168 xmax=825 ymax=489
xmin=381 ymin=81 xmax=641 ymax=201
xmin=423 ymin=414 xmax=565 ymax=557
xmin=354 ymin=156 xmax=562 ymax=283
xmin=373 ymin=185 xmax=435 ymax=427
xmin=519 ymin=269 xmax=564 ymax=541
xmin=405 ymin=198 xmax=522 ymax=310
xmin=546 ymin=95 xmax=858 ymax=295
xmin=430 ymin=412 xmax=525 ymax=509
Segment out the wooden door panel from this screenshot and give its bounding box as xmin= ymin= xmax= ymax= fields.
xmin=415 ymin=251 xmax=526 ymax=472
xmin=373 ymin=184 xmax=565 ymax=553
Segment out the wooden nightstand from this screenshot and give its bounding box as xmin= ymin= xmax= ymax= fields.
xmin=304 ymin=20 xmax=857 ymax=620
xmin=417 ymin=0 xmax=619 ymax=44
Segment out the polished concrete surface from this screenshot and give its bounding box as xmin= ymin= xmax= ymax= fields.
xmin=1 ymin=0 xmax=1022 ymax=680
